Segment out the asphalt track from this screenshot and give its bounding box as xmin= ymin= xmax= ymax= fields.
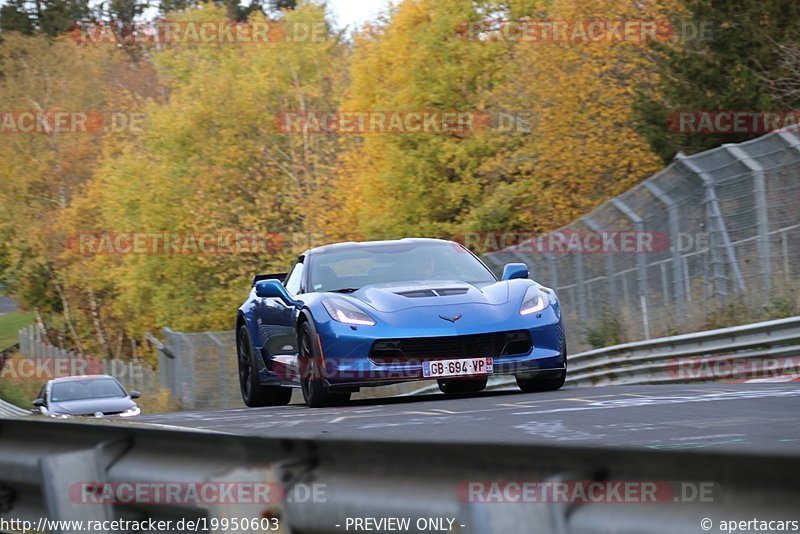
xmin=0 ymin=295 xmax=17 ymax=314
xmin=137 ymin=383 xmax=800 ymax=455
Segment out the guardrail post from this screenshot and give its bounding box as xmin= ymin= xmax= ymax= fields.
xmin=725 ymin=144 xmax=772 ymax=295
xmin=611 ymin=199 xmax=650 ymax=339
xmin=40 ymin=447 xmax=113 ymax=531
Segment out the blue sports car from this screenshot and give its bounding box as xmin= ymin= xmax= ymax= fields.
xmin=235 ymin=238 xmax=566 ymax=407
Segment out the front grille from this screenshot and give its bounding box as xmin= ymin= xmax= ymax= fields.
xmin=370 ymin=330 xmax=532 ymax=363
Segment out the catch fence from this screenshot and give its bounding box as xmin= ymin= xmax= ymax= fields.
xmin=483 ymin=127 xmax=800 ymax=342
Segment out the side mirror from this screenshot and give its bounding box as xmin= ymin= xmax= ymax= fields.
xmin=32 ymin=398 xmax=45 ymax=407
xmin=255 ymin=279 xmax=299 ymax=306
xmin=129 ymin=391 xmax=141 ymax=399
xmin=501 ymin=263 xmax=529 ymax=281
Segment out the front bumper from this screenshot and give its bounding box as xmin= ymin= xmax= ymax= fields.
xmin=314 ymin=305 xmax=566 ymax=387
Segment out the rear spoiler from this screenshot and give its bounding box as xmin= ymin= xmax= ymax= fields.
xmin=252 ymin=273 xmax=287 ymax=286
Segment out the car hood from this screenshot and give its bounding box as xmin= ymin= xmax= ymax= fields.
xmin=342 ymin=280 xmax=510 ymax=313
xmin=49 ymin=397 xmax=135 ymax=416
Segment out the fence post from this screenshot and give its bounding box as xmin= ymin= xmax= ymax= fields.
xmin=160 ymin=328 xmax=179 ymax=406
xmin=573 ymin=253 xmax=587 ymax=323
xmin=777 ymin=130 xmax=800 ymax=152
xmin=644 ymin=180 xmax=685 ymax=324
xmin=781 ymin=229 xmax=791 ymax=281
xmin=206 ymin=332 xmax=227 ymax=407
xmin=583 ymin=216 xmax=616 ymax=311
xmin=544 ymin=253 xmax=558 ymax=291
xmin=611 ymin=199 xmax=650 ymax=339
xmin=676 ymin=153 xmax=746 ymax=301
xmin=725 ymin=145 xmax=772 ymax=295
xmin=182 ymin=333 xmax=197 ymax=410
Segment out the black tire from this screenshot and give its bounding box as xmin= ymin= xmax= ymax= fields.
xmin=437 ymin=377 xmax=488 ymax=395
xmin=237 ymin=325 xmax=292 ymax=407
xmin=515 ymin=370 xmax=566 ymax=393
xmin=299 ymin=322 xmax=351 ymax=408
xmin=516 ymin=344 xmax=567 ymax=393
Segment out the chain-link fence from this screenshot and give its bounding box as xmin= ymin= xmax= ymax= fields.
xmin=16 ymin=324 xmax=157 ymax=393
xmin=483 ymin=127 xmax=800 ymax=346
xmin=157 ymin=328 xmax=241 ymax=410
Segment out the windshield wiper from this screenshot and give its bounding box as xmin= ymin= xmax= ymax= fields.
xmin=329 ymin=287 xmax=360 ymax=293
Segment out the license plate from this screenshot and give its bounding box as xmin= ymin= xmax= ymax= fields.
xmin=422 ymin=357 xmax=493 ymax=378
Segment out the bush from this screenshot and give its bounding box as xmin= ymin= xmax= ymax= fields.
xmin=583 ymin=309 xmax=625 ymax=350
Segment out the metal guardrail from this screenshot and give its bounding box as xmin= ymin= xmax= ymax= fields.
xmin=0 ymin=417 xmax=798 ymax=534
xmin=564 ymin=315 xmax=800 ymax=387
xmin=0 ymin=399 xmax=27 ymax=417
xmin=412 ymin=316 xmax=800 ymax=394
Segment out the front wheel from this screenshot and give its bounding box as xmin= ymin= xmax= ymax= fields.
xmin=237 ymin=325 xmax=293 ymax=407
xmin=299 ymin=322 xmax=351 ymax=408
xmin=516 ymin=344 xmax=567 ymax=393
xmin=437 ymin=377 xmax=488 ymax=395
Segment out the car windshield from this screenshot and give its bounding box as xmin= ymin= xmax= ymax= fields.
xmin=50 ymin=379 xmax=127 ymax=402
xmin=308 ymin=242 xmax=495 ymax=293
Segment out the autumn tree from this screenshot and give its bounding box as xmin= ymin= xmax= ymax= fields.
xmin=328 ymin=0 xmax=509 ymax=240
xmin=635 ymin=0 xmax=800 ymax=160
xmin=0 ymin=33 xmax=138 ymax=353
xmin=468 ymin=0 xmax=669 ymax=235
xmin=70 ymin=3 xmax=345 ymax=336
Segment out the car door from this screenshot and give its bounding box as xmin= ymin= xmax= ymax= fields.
xmin=256 ymin=257 xmax=304 ymax=383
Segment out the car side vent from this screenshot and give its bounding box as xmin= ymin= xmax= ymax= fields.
xmin=396 ymin=288 xmax=469 ymax=298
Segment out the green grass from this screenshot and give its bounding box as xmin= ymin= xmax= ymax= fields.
xmin=0 ymin=311 xmax=34 ymax=351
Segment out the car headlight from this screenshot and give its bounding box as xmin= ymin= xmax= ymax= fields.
xmin=520 ymin=286 xmax=550 ymax=315
xmin=119 ymin=406 xmax=141 ymax=417
xmin=49 ymin=413 xmax=71 ymax=419
xmin=322 ymin=298 xmax=376 ymax=326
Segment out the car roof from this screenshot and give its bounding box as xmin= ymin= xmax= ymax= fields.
xmin=304 ymin=238 xmax=454 ymax=256
xmin=51 ymin=374 xmax=115 ymax=383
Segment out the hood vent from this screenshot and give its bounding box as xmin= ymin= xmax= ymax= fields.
xmin=396 ymin=288 xmax=469 ymax=298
